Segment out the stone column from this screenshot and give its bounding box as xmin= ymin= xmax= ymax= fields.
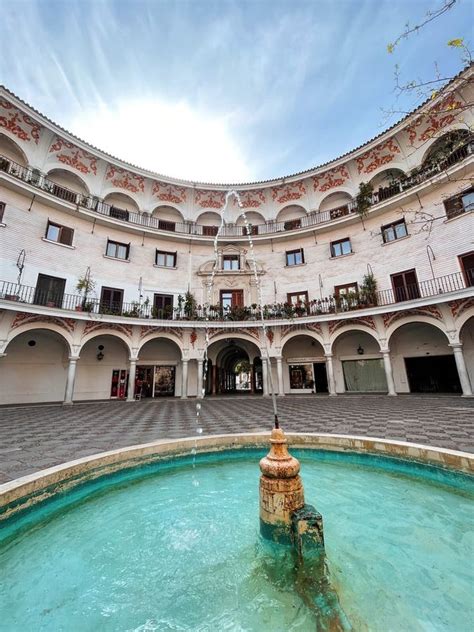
xmin=197 ymin=359 xmax=204 ymax=398
xmin=450 ymin=343 xmax=473 ymax=397
xmin=324 ymin=353 xmax=337 ymax=396
xmin=127 ymin=358 xmax=138 ymax=401
xmin=276 ymin=356 xmax=285 ymax=396
xmin=381 ymin=350 xmax=397 ymax=396
xmin=262 ymin=357 xmax=270 ymax=397
xmin=181 ymin=359 xmax=189 ymax=399
xmin=63 ymin=355 xmax=79 ymax=405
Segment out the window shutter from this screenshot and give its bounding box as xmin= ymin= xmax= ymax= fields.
xmin=0 ymin=201 xmax=5 ymax=222
xmin=60 ymin=226 xmax=74 ymax=246
xmin=301 ymin=248 xmax=305 ymax=264
xmin=443 ymin=196 xmax=463 ymax=219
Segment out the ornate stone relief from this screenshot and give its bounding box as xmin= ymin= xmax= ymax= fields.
xmin=355 ymin=139 xmax=401 ymax=174
xmin=152 ymin=181 xmax=187 ymax=204
xmin=312 ymin=165 xmax=349 ymax=192
xmin=0 ymin=98 xmax=42 ymax=144
xmin=49 ymin=137 xmax=98 ymax=175
xmin=105 ymin=165 xmax=145 ymax=193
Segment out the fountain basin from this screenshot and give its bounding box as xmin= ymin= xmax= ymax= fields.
xmin=1 ymin=434 xmax=473 ymax=631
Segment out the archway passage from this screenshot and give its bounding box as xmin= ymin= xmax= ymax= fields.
xmin=389 ymin=322 xmax=461 ymax=394
xmin=206 ymin=338 xmax=262 ymax=395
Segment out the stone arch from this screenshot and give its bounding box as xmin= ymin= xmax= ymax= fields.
xmin=318 ymin=190 xmax=353 ymax=213
xmin=421 ymin=128 xmax=471 ymax=166
xmin=196 ymin=211 xmax=222 ymax=226
xmin=276 ymin=204 xmax=308 ymax=223
xmin=103 ymin=190 xmax=140 ymax=212
xmin=5 ymin=323 xmax=73 ymax=354
xmin=456 ymin=308 xmax=474 ymax=340
xmin=151 ymin=204 xmax=185 ymax=224
xmin=79 ymin=330 xmax=133 ymax=357
xmin=369 ymin=167 xmax=407 ymax=190
xmin=235 ymin=211 xmax=266 ymax=226
xmin=46 ymin=167 xmax=90 ymax=195
xmin=1 ymin=327 xmax=72 ymax=404
xmin=386 ymin=316 xmax=449 ymax=347
xmin=0 ymin=132 xmax=30 ymax=166
xmin=206 ymin=335 xmax=262 ymax=394
xmin=137 ymin=333 xmax=184 ymax=356
xmin=281 ymin=329 xmax=325 ymax=350
xmin=329 ymin=324 xmax=380 ymax=351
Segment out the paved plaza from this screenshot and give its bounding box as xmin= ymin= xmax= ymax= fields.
xmin=0 ymin=394 xmax=473 ymax=484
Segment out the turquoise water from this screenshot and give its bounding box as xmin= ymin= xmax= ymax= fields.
xmin=0 ymin=450 xmax=473 ymax=631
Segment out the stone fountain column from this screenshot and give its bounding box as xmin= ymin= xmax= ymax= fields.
xmin=259 ymin=427 xmax=324 ymax=553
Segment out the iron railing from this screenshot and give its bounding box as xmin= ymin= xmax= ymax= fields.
xmin=0 ymin=139 xmax=471 ymax=238
xmin=1 ymin=270 xmax=471 ymax=322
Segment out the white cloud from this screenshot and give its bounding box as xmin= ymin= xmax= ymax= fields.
xmin=68 ymin=98 xmax=253 ymax=183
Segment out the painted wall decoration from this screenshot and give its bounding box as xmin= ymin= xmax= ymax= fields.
xmin=10 ymin=313 xmax=75 ymax=333
xmin=106 ymin=165 xmax=145 ymax=193
xmin=0 ymin=99 xmax=42 ymax=145
xmin=449 ymin=298 xmax=474 ymax=319
xmin=139 ymin=325 xmax=183 ymax=340
xmin=405 ymin=93 xmax=463 ymax=146
xmin=195 ymin=189 xmax=226 ymax=209
xmin=271 ymin=181 xmax=306 ymax=204
xmin=355 ymin=139 xmax=401 ymax=174
xmin=83 ymin=322 xmax=133 ymax=337
xmin=152 ymin=181 xmax=187 ymax=204
xmin=233 ymin=189 xmax=266 ymax=208
xmin=49 ymin=137 xmax=98 ymax=176
xmin=312 ymin=165 xmax=350 ymax=192
xmin=381 ymin=306 xmax=443 ymax=329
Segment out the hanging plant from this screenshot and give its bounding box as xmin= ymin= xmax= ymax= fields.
xmin=355 ymin=182 xmax=374 ymax=219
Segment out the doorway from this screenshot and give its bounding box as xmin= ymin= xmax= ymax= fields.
xmin=135 ymin=366 xmax=154 ymax=398
xmin=405 ymin=356 xmax=461 ymax=393
xmin=459 ymin=251 xmax=474 ymax=287
xmin=34 ymin=274 xmax=66 ymax=308
xmin=391 ymin=269 xmax=420 ymax=302
xmin=313 ymin=362 xmax=329 ymax=393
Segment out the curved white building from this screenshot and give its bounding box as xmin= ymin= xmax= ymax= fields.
xmin=0 ymin=67 xmax=473 ymax=404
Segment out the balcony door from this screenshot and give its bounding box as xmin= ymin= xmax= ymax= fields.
xmin=34 ymin=274 xmax=66 ymax=308
xmin=391 ymin=269 xmax=420 ymax=302
xmin=220 ymin=290 xmax=244 ymax=309
xmin=153 ymin=293 xmax=173 ymax=319
xmin=100 ymin=287 xmax=124 ymax=314
xmin=459 ymin=252 xmax=474 ymax=287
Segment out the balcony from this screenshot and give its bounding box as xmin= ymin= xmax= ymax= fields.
xmin=1 ymin=139 xmax=471 ymax=239
xmin=1 ymin=270 xmax=471 ymax=323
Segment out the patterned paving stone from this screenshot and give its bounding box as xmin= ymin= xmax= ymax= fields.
xmin=0 ymin=394 xmax=473 ymax=483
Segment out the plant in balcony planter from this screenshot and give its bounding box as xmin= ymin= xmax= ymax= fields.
xmin=355 ymin=182 xmax=374 ymax=224
xmin=294 ymin=301 xmax=307 ymax=317
xmin=76 ymin=270 xmax=96 ymax=310
xmin=184 ymin=291 xmax=197 ymax=319
xmin=360 ymin=273 xmax=378 ymax=306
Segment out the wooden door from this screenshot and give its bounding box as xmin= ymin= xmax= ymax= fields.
xmin=391 ymin=269 xmax=420 ymax=302
xmin=459 ymin=252 xmax=474 ymax=287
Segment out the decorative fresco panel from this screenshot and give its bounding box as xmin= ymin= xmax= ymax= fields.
xmin=0 ymin=99 xmax=42 ymax=145
xmin=106 ymin=165 xmax=145 ymax=193
xmin=355 ymin=139 xmax=401 ymax=174
xmin=49 ymin=137 xmax=98 ymax=176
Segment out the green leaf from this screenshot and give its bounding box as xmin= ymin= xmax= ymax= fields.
xmin=447 ymin=38 xmax=463 ymax=47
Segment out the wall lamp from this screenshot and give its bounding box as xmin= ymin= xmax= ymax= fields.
xmin=97 ymin=344 xmax=105 ymax=361
xmin=357 ymin=345 xmax=364 ymax=355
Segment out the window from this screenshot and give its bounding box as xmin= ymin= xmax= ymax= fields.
xmin=220 ymin=289 xmax=244 ymax=309
xmin=45 ymin=221 xmax=74 ymax=246
xmin=459 ymin=252 xmax=474 ymax=287
xmin=287 ymin=291 xmax=309 ymax=305
xmin=0 ymin=201 xmax=5 ymax=223
xmin=106 ymin=239 xmax=130 ymax=260
xmin=100 ymin=287 xmax=124 ymax=314
xmin=286 ymin=248 xmax=304 ymax=266
xmin=335 ymin=282 xmax=358 ymax=296
xmin=223 ymin=254 xmax=240 ymax=270
xmin=444 ymin=187 xmax=474 ymax=219
xmin=381 ymin=219 xmax=408 ymax=243
xmin=155 ymin=250 xmax=177 ymax=268
xmin=391 ymin=269 xmax=420 ymax=302
xmin=34 ymin=274 xmax=66 ymax=308
xmin=330 ymin=238 xmax=352 ymax=257
xmin=153 ymin=294 xmax=174 ymax=319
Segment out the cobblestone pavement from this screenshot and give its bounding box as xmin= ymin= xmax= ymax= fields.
xmin=0 ymin=394 xmax=473 ymax=484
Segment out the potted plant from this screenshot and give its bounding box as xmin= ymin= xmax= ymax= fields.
xmin=184 ymin=291 xmax=197 ymax=319
xmin=76 ymin=270 xmax=96 ymax=310
xmin=360 ymin=273 xmax=378 ymax=307
xmin=355 ymin=182 xmax=374 ymax=225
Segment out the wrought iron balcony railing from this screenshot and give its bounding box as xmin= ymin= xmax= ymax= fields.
xmin=0 ymin=270 xmax=471 ymax=322
xmin=0 ymin=139 xmax=471 ymax=238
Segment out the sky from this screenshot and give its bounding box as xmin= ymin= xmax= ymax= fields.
xmin=0 ymin=0 xmax=472 ymax=183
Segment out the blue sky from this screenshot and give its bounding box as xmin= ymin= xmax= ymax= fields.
xmin=0 ymin=0 xmax=471 ymax=182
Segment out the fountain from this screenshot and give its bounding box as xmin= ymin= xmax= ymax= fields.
xmin=0 ymin=191 xmax=473 ymax=630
